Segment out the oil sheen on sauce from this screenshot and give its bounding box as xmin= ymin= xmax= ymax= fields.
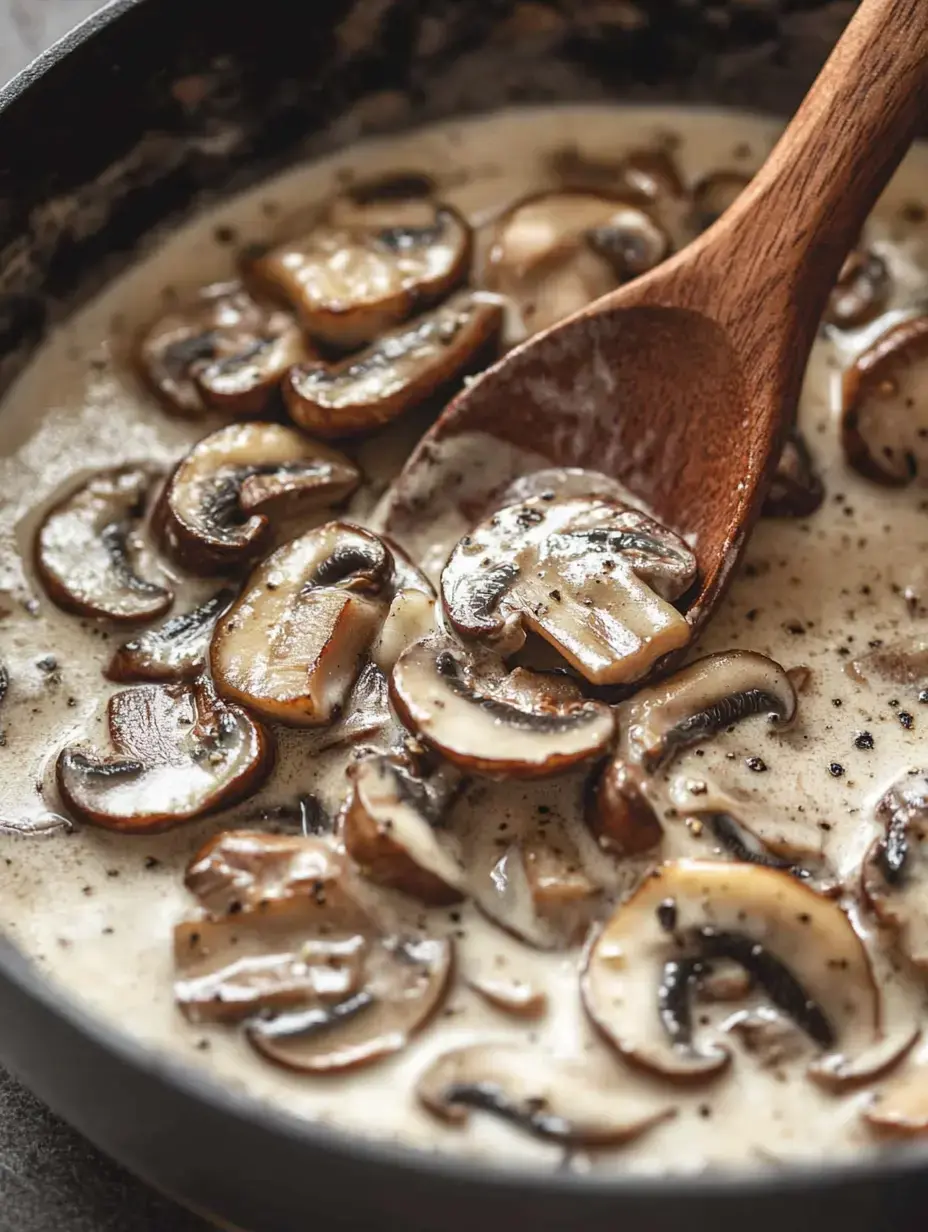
xmin=0 ymin=105 xmax=927 ymax=1175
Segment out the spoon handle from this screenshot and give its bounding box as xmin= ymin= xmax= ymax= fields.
xmin=709 ymin=0 xmax=928 ymax=343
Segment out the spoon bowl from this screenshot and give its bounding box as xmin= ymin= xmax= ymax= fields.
xmin=384 ymin=0 xmax=928 ymax=651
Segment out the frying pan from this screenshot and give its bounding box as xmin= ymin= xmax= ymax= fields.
xmin=0 ymin=3 xmax=926 ymax=1228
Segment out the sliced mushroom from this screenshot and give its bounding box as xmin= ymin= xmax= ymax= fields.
xmin=582 ymin=860 xmax=891 ymax=1085
xmin=841 ymin=315 xmax=928 ymax=485
xmin=176 ymin=832 xmax=452 ymax=1070
xmin=35 ymin=466 xmax=172 ymax=622
xmin=484 ymin=191 xmax=670 ymax=336
xmin=866 ymin=1062 xmax=928 ymax=1135
xmin=248 ymin=200 xmax=471 ymax=351
xmin=620 ymin=651 xmax=797 ymax=773
xmin=698 ymin=810 xmax=825 ymax=887
xmin=157 ymin=422 xmax=360 ymax=573
xmin=417 ymin=1043 xmax=673 ymax=1146
xmin=763 ymin=431 xmax=825 ymax=519
xmin=848 ymin=635 xmax=928 ymax=692
xmin=442 ymin=494 xmax=697 ymax=686
xmin=862 ymin=772 xmax=928 ymax=967
xmin=138 ymin=281 xmax=308 ymax=418
xmin=826 ymin=249 xmax=890 ymax=331
xmin=184 ymin=829 xmax=371 ymax=918
xmin=106 ymin=589 xmax=236 ymax=683
xmin=390 ymin=642 xmax=615 ymax=778
xmin=586 ymin=758 xmax=663 ymax=855
xmin=725 ymin=1007 xmax=810 ymax=1069
xmin=210 ymin=523 xmax=394 ymax=726
xmin=176 ymin=907 xmax=368 ymax=1024
xmin=340 ymin=752 xmax=465 ymax=905
xmin=246 ymin=934 xmax=451 ymax=1074
xmin=283 ymin=291 xmax=502 ymax=439
xmin=688 ymin=171 xmax=751 ymax=234
xmin=57 ymin=679 xmax=273 ymax=833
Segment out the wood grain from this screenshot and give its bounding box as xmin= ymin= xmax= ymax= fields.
xmin=389 ymin=0 xmax=928 ymax=659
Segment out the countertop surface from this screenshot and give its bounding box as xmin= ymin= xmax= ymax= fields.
xmin=1 ymin=13 xmax=208 ymax=1232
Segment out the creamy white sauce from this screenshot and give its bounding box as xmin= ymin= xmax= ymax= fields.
xmin=1 ymin=104 xmax=928 ymax=1174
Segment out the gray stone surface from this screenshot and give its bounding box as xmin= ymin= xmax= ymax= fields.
xmin=0 ymin=16 xmax=208 ymax=1232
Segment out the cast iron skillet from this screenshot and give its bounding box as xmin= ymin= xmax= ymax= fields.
xmin=0 ymin=3 xmax=926 ymax=1229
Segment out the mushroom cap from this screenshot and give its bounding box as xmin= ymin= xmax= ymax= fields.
xmin=210 ymin=522 xmax=396 ymax=726
xmin=390 ymin=642 xmax=616 ymax=779
xmin=35 ymin=465 xmax=172 ymax=623
xmin=841 ymin=315 xmax=928 ymax=486
xmin=484 ymin=190 xmax=671 ymax=338
xmin=582 ymin=860 xmax=889 ymax=1085
xmin=107 ymin=589 xmax=236 ymax=683
xmin=620 ymin=650 xmax=797 ymax=772
xmin=137 ymin=280 xmax=307 ymax=418
xmin=57 ymin=679 xmax=274 ymax=833
xmin=826 ymin=248 xmax=890 ymax=331
xmin=157 ymin=421 xmax=360 ymax=573
xmin=249 ymin=200 xmax=472 ymax=351
xmin=341 ymin=753 xmax=465 ymax=906
xmin=862 ymin=771 xmax=928 ymax=968
xmin=283 ymin=291 xmax=502 ymax=439
xmin=442 ymin=494 xmax=697 ymax=686
xmin=417 ymin=1042 xmax=673 ymax=1146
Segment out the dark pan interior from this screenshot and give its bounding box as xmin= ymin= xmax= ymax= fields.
xmin=1 ymin=2 xmax=927 ymax=1230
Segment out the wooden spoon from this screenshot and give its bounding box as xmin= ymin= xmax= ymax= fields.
xmin=383 ymin=0 xmax=928 ymax=650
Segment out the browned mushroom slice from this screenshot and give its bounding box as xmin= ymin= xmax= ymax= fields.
xmin=175 ymin=906 xmax=368 ymax=1024
xmin=688 ymin=171 xmax=751 ymax=234
xmin=56 ymin=679 xmax=274 ymax=833
xmin=35 ymin=466 xmax=172 ymax=623
xmin=866 ymin=1063 xmax=928 ymax=1135
xmin=341 ymin=752 xmax=464 ymax=905
xmin=210 ymin=523 xmax=394 ymax=726
xmin=848 ymin=635 xmax=928 ymax=692
xmin=620 ymin=651 xmax=797 ymax=773
xmin=484 ymin=191 xmax=670 ymax=336
xmin=157 ymin=422 xmax=360 ymax=573
xmin=417 ymin=1043 xmax=673 ymax=1146
xmin=107 ymin=589 xmax=236 ymax=683
xmin=581 ymin=860 xmax=898 ymax=1085
xmin=370 ymin=589 xmax=437 ymax=672
xmin=587 ymin=757 xmax=663 ymax=855
xmin=184 ymin=829 xmax=371 ymax=918
xmin=138 ymin=281 xmax=308 ymax=418
xmin=826 ymin=249 xmax=890 ymax=330
xmin=862 ymin=772 xmax=928 ymax=967
xmin=283 ymin=292 xmax=502 ymax=439
xmin=763 ymin=430 xmax=825 ymax=518
xmin=390 ymin=643 xmax=615 ymax=778
xmin=841 ymin=315 xmax=928 ymax=485
xmin=247 ymin=935 xmax=452 ymax=1074
xmin=442 ymin=494 xmax=697 ymax=686
xmin=249 ymin=200 xmax=471 ymax=350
